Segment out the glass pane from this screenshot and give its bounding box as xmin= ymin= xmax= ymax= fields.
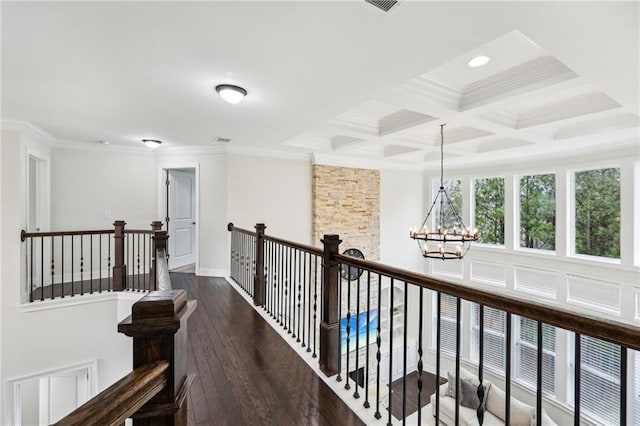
xmin=520 ymin=174 xmax=556 ymax=250
xmin=475 ymin=177 xmax=505 ymax=245
xmin=574 ymin=168 xmax=620 ymax=258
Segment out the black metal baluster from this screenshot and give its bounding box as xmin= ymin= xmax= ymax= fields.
xmin=402 ymin=282 xmax=408 ymax=424
xmin=286 ymin=247 xmax=291 ymax=333
xmin=80 ymin=235 xmax=84 ymax=295
xmin=292 ymin=249 xmax=297 ymax=339
xmin=337 ymin=267 xmax=343 ymax=383
xmin=29 ymin=238 xmax=33 ymax=302
xmin=289 ymin=247 xmax=293 ymax=334
xmin=537 ymin=321 xmax=543 ymax=426
xmin=312 ymin=254 xmax=318 ymax=358
xmin=302 ymin=251 xmax=307 ymax=348
xmin=297 ymin=249 xmax=302 ymax=343
xmin=455 ymin=297 xmax=462 ymax=425
xmin=41 ymin=236 xmax=44 ymax=301
xmin=61 ymin=236 xmax=65 ymax=298
xmin=574 ymin=333 xmax=581 ymax=425
xmin=354 ymin=270 xmax=361 ymax=399
xmin=99 ymin=234 xmax=102 ymax=293
xmin=620 ymin=346 xmax=627 ymax=426
xmin=374 ymin=272 xmax=382 ymax=420
xmin=345 ymin=265 xmax=352 ymax=391
xmin=505 ymin=313 xmax=512 ymax=426
xmin=142 ymin=234 xmax=146 ymax=291
xmin=89 ymin=234 xmax=93 ymax=294
xmin=388 ymin=277 xmax=394 ymax=426
xmin=417 ymin=286 xmax=423 ymax=424
xmin=71 ymin=236 xmax=75 ymax=295
xmin=50 ymin=237 xmax=55 ymax=300
xmin=107 ymin=235 xmax=112 ymax=291
xmin=270 ymin=240 xmax=274 ymax=312
xmin=364 ymin=270 xmax=372 ymax=409
xmin=477 ymin=305 xmax=485 ymax=426
xmin=279 ymin=243 xmax=284 ymax=325
xmin=435 ymin=292 xmax=441 ymax=425
xmin=136 ymin=234 xmax=141 ymax=292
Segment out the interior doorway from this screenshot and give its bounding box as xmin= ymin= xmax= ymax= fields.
xmin=165 ymin=168 xmax=197 ymax=271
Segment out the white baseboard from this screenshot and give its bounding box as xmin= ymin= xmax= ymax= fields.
xmin=197 ymin=268 xmax=228 ymax=277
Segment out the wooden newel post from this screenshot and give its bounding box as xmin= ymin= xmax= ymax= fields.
xmin=118 ymin=290 xmax=196 ymax=426
xmin=254 ymin=223 xmax=266 ymax=306
xmin=152 ymin=231 xmax=169 ymax=291
xmin=151 ymin=221 xmax=163 ymax=233
xmin=320 ymin=234 xmax=342 ymax=377
xmin=113 ymin=220 xmax=127 ymax=291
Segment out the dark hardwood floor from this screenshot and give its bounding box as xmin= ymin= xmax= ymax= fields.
xmin=171 ymin=273 xmax=365 ymax=426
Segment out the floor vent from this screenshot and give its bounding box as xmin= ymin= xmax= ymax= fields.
xmin=214 ymin=137 xmax=232 ymax=143
xmin=365 ymin=0 xmax=398 ymax=12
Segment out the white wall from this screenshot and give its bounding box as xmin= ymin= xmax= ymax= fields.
xmin=51 ymin=148 xmax=157 ymax=230
xmin=156 ymin=151 xmax=228 ymax=276
xmin=380 ymin=168 xmax=425 ymax=273
xmin=227 ymin=154 xmax=312 ymax=244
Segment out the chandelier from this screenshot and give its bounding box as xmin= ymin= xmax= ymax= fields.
xmin=410 ymin=124 xmax=478 ymax=259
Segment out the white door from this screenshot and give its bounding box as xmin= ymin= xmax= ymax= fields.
xmin=168 ymin=169 xmax=196 ymax=270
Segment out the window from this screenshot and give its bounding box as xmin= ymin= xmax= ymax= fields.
xmin=519 ymin=174 xmax=555 ymax=250
xmin=572 ymin=336 xmax=621 ymax=424
xmin=475 ymin=177 xmax=505 ymax=245
xmin=435 ymin=293 xmax=459 ymax=355
xmin=434 ymin=179 xmax=463 ymax=231
xmin=515 ymin=317 xmax=556 ymax=396
xmin=574 ymin=168 xmax=620 ymax=259
xmin=471 ymin=304 xmax=506 ymax=372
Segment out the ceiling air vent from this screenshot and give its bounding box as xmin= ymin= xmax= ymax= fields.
xmin=214 ymin=137 xmax=232 ymax=143
xmin=365 ymin=0 xmax=398 ymax=12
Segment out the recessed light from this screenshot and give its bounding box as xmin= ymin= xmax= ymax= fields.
xmin=142 ymin=139 xmax=162 ymax=149
xmin=215 ymin=84 xmax=247 ymax=104
xmin=467 ymin=55 xmax=491 ymax=68
xmin=99 ymin=140 xmax=110 ymax=145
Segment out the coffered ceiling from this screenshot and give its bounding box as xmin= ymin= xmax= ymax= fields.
xmin=2 ymin=2 xmax=638 ymax=169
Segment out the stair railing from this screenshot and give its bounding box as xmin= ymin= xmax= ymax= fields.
xmin=228 ymin=222 xmax=640 ymax=425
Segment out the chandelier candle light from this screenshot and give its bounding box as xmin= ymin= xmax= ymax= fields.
xmin=410 ymin=124 xmax=478 ymax=259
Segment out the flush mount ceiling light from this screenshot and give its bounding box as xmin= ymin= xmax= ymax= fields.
xmin=215 ymin=84 xmax=247 ymax=104
xmin=410 ymin=124 xmax=478 ymax=260
xmin=467 ymin=55 xmax=491 ymax=68
xmin=142 ymin=139 xmax=162 ymax=149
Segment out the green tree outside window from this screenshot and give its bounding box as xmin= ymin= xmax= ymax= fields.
xmin=475 ymin=177 xmax=505 ymax=245
xmin=520 ymin=174 xmax=556 ymax=250
xmin=574 ymin=168 xmax=620 ymax=259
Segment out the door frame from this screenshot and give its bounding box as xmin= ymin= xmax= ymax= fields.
xmin=157 ymin=162 xmax=200 ymax=274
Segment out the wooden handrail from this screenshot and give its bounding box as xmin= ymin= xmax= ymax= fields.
xmin=21 ymin=229 xmax=114 ymax=241
xmin=334 ymin=252 xmax=640 ymax=352
xmin=227 ymin=222 xmax=322 ymax=256
xmin=227 ymin=222 xmax=257 ymax=236
xmin=264 ymin=234 xmax=323 ymax=256
xmin=53 ymin=360 xmax=169 ymax=426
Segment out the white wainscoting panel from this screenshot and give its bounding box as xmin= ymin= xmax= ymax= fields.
xmin=566 ymin=275 xmax=621 ymax=315
xmin=514 ymin=266 xmax=557 ymax=299
xmin=470 ymin=261 xmax=506 ymax=287
xmin=431 ymin=259 xmax=463 ymax=279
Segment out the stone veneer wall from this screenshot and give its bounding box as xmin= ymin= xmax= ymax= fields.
xmin=313 ymin=165 xmax=383 ymax=392
xmin=312 ymin=165 xmax=380 ymax=260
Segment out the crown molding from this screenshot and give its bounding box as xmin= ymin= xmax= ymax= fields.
xmin=153 ymin=145 xmax=226 ymax=157
xmin=227 ymin=145 xmax=312 ymax=162
xmin=312 ymin=152 xmax=423 ymax=171
xmin=1 ymin=119 xmax=56 ymax=146
xmin=53 ymin=140 xmax=153 ymax=155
